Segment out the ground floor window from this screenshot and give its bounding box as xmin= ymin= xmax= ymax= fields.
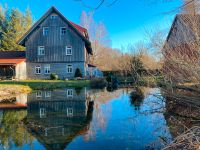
xmin=67 ymin=89 xmax=73 ymax=97
xmin=35 ymin=66 xmax=41 ymax=74
xmin=45 ymin=91 xmax=51 ymax=98
xmin=44 ymin=64 xmax=50 ymax=74
xmin=67 ymin=108 xmax=73 ymax=117
xmin=67 ymin=64 xmax=73 ymax=73
xmin=36 ymin=91 xmax=42 ymax=98
xmin=40 ymin=108 xmax=46 ymax=118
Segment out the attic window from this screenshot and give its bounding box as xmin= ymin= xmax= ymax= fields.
xmin=43 ymin=27 xmax=49 ymax=36
xmin=60 ymin=27 xmax=66 ymax=35
xmin=51 ymin=14 xmax=57 ymax=19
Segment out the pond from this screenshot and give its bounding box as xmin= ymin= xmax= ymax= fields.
xmin=0 ymin=87 xmax=173 ymax=150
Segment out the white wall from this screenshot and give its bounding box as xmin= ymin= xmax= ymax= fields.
xmin=16 ymin=61 xmax=27 ymax=80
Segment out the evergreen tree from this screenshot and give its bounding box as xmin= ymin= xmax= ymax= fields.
xmin=0 ymin=5 xmax=33 ymax=51
xmin=74 ymin=68 xmax=83 ymax=78
xmin=24 ymin=7 xmax=32 ymax=30
xmin=1 ymin=8 xmax=24 ymax=50
xmin=0 ymin=6 xmax=5 ymax=49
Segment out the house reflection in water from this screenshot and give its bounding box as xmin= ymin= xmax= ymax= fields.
xmin=24 ymin=88 xmax=94 ymax=150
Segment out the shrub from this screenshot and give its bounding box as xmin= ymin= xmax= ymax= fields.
xmin=75 ymin=87 xmax=82 ymax=95
xmin=50 ymin=73 xmax=58 ymax=80
xmin=130 ymin=87 xmax=144 ymax=102
xmin=74 ymin=68 xmax=83 ymax=78
xmin=90 ymin=78 xmax=108 ymax=89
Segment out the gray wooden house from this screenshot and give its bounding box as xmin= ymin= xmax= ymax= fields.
xmin=0 ymin=6 xmax=93 ymax=80
xmin=25 ymin=88 xmax=93 ymax=149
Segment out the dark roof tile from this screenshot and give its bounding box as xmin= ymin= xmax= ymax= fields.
xmin=0 ymin=51 xmax=25 ymax=59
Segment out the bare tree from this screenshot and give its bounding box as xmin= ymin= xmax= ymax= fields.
xmin=80 ymin=11 xmax=114 ymax=70
xmin=75 ymin=0 xmax=119 ymax=10
xmin=182 ymin=0 xmax=200 ymax=14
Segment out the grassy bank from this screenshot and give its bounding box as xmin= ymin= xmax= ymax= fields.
xmin=0 ymin=80 xmax=90 ymax=90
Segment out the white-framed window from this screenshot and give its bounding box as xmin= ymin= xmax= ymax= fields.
xmin=67 ymin=64 xmax=73 ymax=73
xmin=44 ymin=64 xmax=50 ymax=74
xmin=35 ymin=66 xmax=41 ymax=74
xmin=67 ymin=89 xmax=73 ymax=97
xmin=67 ymin=108 xmax=73 ymax=117
xmin=38 ymin=46 xmax=45 ymax=55
xmin=60 ymin=27 xmax=66 ymax=35
xmin=40 ymin=108 xmax=46 ymax=118
xmin=43 ymin=27 xmax=49 ymax=36
xmin=36 ymin=91 xmax=42 ymax=98
xmin=45 ymin=91 xmax=51 ymax=98
xmin=51 ymin=14 xmax=57 ymax=19
xmin=66 ymin=46 xmax=72 ymax=55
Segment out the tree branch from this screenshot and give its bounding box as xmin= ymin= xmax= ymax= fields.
xmin=74 ymin=0 xmax=118 ymax=10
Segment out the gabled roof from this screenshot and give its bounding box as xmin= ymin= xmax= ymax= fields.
xmin=163 ymin=13 xmax=200 ymax=51
xmin=0 ymin=51 xmax=25 ymax=59
xmin=177 ymin=14 xmax=200 ymax=32
xmin=0 ymin=59 xmax=26 ymax=65
xmin=18 ymin=6 xmax=92 ymax=54
xmin=0 ymin=51 xmax=26 ymax=65
xmin=69 ymin=21 xmax=89 ymax=38
xmin=166 ymin=14 xmax=200 ymax=43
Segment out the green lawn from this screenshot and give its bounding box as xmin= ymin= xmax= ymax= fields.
xmin=0 ymin=80 xmax=91 ymax=90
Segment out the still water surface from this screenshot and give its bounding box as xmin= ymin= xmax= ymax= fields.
xmin=0 ymin=87 xmax=172 ymax=150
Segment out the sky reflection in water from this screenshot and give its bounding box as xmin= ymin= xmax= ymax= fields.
xmin=0 ymin=87 xmax=172 ymax=150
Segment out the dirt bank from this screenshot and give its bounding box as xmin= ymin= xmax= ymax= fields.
xmin=0 ymin=85 xmax=31 ymax=101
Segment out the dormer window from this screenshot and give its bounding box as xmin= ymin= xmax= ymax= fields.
xmin=43 ymin=27 xmax=49 ymax=36
xmin=60 ymin=27 xmax=66 ymax=35
xmin=38 ymin=46 xmax=45 ymax=55
xmin=66 ymin=46 xmax=72 ymax=55
xmin=51 ymin=14 xmax=57 ymax=19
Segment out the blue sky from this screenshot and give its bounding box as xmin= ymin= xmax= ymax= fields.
xmin=0 ymin=0 xmax=182 ymax=49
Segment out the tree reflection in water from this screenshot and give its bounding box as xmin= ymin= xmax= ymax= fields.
xmin=0 ymin=87 xmax=177 ymax=150
xmin=0 ymin=109 xmax=34 ymax=150
xmin=129 ymin=87 xmax=145 ymax=110
xmin=163 ymin=88 xmax=200 ymax=137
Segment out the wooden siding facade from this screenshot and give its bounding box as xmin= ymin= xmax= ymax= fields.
xmin=19 ymin=7 xmax=92 ymax=79
xmin=25 ymin=12 xmax=86 ymax=63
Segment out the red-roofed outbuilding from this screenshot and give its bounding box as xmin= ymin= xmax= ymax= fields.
xmin=0 ymin=51 xmax=26 ymax=79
